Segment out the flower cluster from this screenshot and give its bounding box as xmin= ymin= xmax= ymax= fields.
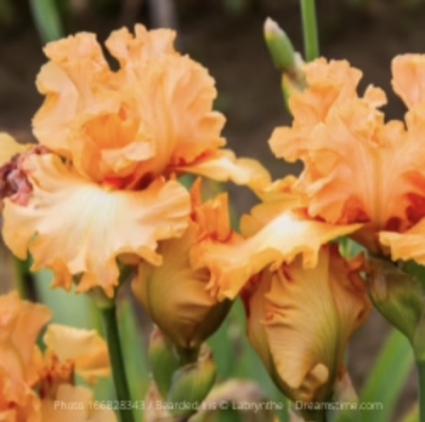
xmin=3 ymin=22 xmax=425 ymax=422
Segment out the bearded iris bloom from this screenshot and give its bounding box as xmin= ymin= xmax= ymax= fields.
xmin=1 ymin=25 xmax=268 ymax=298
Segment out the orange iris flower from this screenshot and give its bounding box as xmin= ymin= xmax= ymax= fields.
xmin=0 ymin=291 xmax=115 ymax=422
xmin=1 ymin=25 xmax=268 ymax=298
xmin=269 ymin=56 xmax=425 ymax=255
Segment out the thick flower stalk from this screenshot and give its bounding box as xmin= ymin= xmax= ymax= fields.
xmin=0 ymin=291 xmax=115 ymax=422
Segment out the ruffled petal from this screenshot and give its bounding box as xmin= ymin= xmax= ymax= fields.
xmin=176 ymin=149 xmax=271 ymax=189
xmin=269 ymin=58 xmax=386 ymax=162
xmin=245 ymin=246 xmax=369 ymax=403
xmin=392 ymin=54 xmax=425 ymax=109
xmin=0 ymin=134 xmax=29 ymax=166
xmin=277 ymin=95 xmax=425 ymax=230
xmin=2 ymin=154 xmax=190 ymax=297
xmin=33 ymin=26 xmax=228 ymax=186
xmin=43 ymin=325 xmax=109 ymax=383
xmin=41 ymin=384 xmax=117 ymax=422
xmin=191 ymin=202 xmax=361 ymax=300
xmin=106 ymin=24 xmax=176 ymax=81
xmin=380 ymin=218 xmax=425 ymax=264
xmin=0 ymin=291 xmax=51 ymax=384
xmin=33 ymin=32 xmax=115 ymax=157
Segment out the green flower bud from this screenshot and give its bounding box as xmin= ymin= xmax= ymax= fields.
xmin=264 ymin=17 xmax=296 ymax=71
xmin=148 ymin=327 xmax=180 ymax=399
xmin=166 ymin=345 xmax=217 ymax=418
xmin=367 ymin=258 xmax=425 ymax=361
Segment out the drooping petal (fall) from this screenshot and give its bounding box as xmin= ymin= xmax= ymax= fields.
xmin=191 ymin=201 xmax=361 ymax=300
xmin=0 ymin=291 xmax=51 ymax=385
xmin=43 ymin=325 xmax=109 ymax=383
xmin=41 ymin=384 xmax=116 ymax=422
xmin=2 ymin=154 xmax=190 ymax=297
xmin=380 ymin=218 xmax=425 ymax=265
xmin=132 ymin=180 xmax=236 ymax=349
xmin=392 ymin=54 xmax=425 ymax=109
xmin=244 ymin=246 xmax=369 ymax=405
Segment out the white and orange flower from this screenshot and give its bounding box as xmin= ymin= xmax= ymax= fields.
xmin=1 ymin=25 xmax=268 ymax=298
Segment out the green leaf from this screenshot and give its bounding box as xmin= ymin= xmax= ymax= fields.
xmin=360 ymin=329 xmax=414 ymax=422
xmin=34 ymin=269 xmax=96 ymax=329
xmin=29 ymin=0 xmax=64 ymax=43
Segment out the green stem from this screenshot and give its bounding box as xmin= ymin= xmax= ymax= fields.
xmin=300 ymin=0 xmax=319 ymax=61
xmin=13 ymin=256 xmax=36 ymax=301
xmin=101 ymin=306 xmax=135 ymax=422
xmin=418 ymin=361 xmax=425 ymax=422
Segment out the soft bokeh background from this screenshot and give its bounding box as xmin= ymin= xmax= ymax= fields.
xmin=0 ymin=1 xmax=423 ymax=420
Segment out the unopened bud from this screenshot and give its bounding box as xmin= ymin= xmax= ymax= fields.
xmin=166 ymin=344 xmax=217 ymax=418
xmin=264 ymin=17 xmax=296 ymax=71
xmin=367 ymin=258 xmax=425 ymax=361
xmin=148 ymin=327 xmax=180 ymax=399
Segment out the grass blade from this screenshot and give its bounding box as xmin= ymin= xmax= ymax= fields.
xmin=360 ymin=329 xmax=414 ymax=422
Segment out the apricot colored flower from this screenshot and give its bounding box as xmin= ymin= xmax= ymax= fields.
xmin=268 ymin=56 xmax=425 ymax=253
xmin=0 ymin=291 xmax=115 ymax=422
xmin=376 ymin=55 xmax=425 ymax=264
xmin=132 ymin=179 xmax=237 ymax=349
xmin=244 ymin=246 xmax=369 ymax=408
xmin=2 ymin=25 xmax=267 ymax=298
xmin=191 ymin=199 xmax=361 ymax=300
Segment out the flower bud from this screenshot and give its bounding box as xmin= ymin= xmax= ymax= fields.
xmin=148 ymin=327 xmax=180 ymax=399
xmin=132 ymin=180 xmax=236 ymax=351
xmin=243 ymin=246 xmax=369 ymax=421
xmin=264 ymin=18 xmax=296 ymax=71
xmin=367 ymin=258 xmax=425 ymax=361
xmin=166 ymin=344 xmax=217 ymax=419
